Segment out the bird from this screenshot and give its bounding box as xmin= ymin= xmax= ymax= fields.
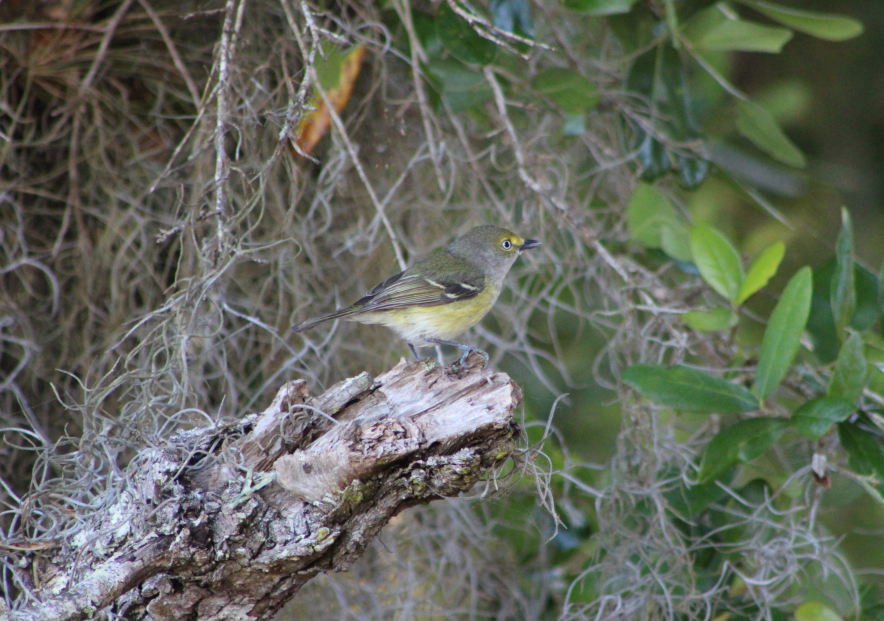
xmin=292 ymin=225 xmax=541 ymax=365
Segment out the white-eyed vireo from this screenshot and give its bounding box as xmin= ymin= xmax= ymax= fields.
xmin=292 ymin=225 xmax=540 ymax=365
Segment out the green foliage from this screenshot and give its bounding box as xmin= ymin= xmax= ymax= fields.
xmin=736 ymin=99 xmax=807 ymax=168
xmin=625 ymin=43 xmax=709 ymax=187
xmin=490 ymin=0 xmax=534 ymax=39
xmin=754 ymin=267 xmax=812 ymax=400
xmin=623 ymin=364 xmax=759 ymax=413
xmin=791 ymin=397 xmax=855 ymax=439
xmin=562 ymin=0 xmax=638 ymax=15
xmin=828 ymin=332 xmax=868 ymax=403
xmin=580 ymin=1 xmax=873 ymax=617
xmin=807 ymin=261 xmax=882 ymax=364
xmin=794 ymin=601 xmax=845 ymax=621
xmin=736 ymin=241 xmax=785 ymax=306
xmin=626 ymin=183 xmax=692 ymax=261
xmin=686 ymin=12 xmax=793 ymax=53
xmin=683 ymin=307 xmax=739 ymax=332
xmin=698 ymin=417 xmax=788 ymax=483
xmin=839 ymin=419 xmax=884 ymax=493
xmin=426 ymin=59 xmax=493 ymax=112
xmin=531 ymin=68 xmax=598 ymax=114
xmin=690 ymin=224 xmax=744 ymax=304
xmin=435 ymin=3 xmax=497 ymax=65
xmin=738 ymin=1 xmax=864 ymax=41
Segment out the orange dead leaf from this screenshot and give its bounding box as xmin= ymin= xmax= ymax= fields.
xmin=291 ymin=44 xmax=366 ymax=157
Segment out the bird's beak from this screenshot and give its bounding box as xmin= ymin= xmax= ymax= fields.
xmin=520 ymin=239 xmax=541 ymax=251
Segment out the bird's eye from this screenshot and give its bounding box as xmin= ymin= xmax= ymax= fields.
xmin=501 ymin=240 xmax=513 ymax=250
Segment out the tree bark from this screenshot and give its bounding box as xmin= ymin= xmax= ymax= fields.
xmin=11 ymin=356 xmax=521 ymax=621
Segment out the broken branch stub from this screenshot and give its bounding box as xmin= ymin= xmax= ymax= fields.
xmin=14 ymin=357 xmax=522 ymax=621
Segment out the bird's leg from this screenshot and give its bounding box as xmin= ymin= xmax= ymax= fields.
xmin=424 ymin=337 xmax=489 ymax=368
xmin=408 ymin=342 xmax=421 ymax=360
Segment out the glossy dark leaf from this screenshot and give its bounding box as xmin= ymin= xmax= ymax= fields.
xmin=637 ymin=133 xmax=672 ymax=180
xmin=623 ymin=364 xmax=759 ymax=414
xmin=490 ymin=0 xmax=535 ymax=38
xmin=839 ymin=419 xmax=884 ymax=488
xmin=626 ymin=46 xmax=655 ymax=96
xmin=808 ymin=261 xmax=881 ymax=364
xmin=675 ymin=152 xmax=709 ymax=189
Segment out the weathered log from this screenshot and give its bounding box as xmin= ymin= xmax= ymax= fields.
xmin=12 ymin=356 xmax=521 ymax=621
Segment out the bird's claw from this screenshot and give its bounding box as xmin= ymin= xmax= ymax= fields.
xmin=457 ymin=347 xmax=489 ymax=369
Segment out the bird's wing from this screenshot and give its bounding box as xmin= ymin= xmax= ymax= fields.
xmin=292 ymin=255 xmax=486 ymax=333
xmin=353 ymin=265 xmax=485 ymax=313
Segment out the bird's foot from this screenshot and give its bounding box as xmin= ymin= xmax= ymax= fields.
xmin=456 ymin=347 xmax=488 ymax=369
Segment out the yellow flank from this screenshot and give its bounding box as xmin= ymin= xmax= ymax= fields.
xmin=350 ymin=277 xmax=500 ymax=344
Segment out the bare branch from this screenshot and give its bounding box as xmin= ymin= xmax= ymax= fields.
xmin=12 ymin=359 xmax=521 ymax=621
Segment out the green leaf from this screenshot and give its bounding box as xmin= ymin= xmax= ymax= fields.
xmin=656 ymin=45 xmax=708 ymax=188
xmin=675 ymin=153 xmax=709 ymax=190
xmin=791 ymin=396 xmax=855 ymax=439
xmin=828 ymin=332 xmax=868 ymax=403
xmin=607 ymin=5 xmax=657 ymax=53
xmin=736 ymin=99 xmax=806 ymax=168
xmin=690 ymin=18 xmax=793 ymax=53
xmin=794 ymin=601 xmax=844 ymax=621
xmin=736 ymin=241 xmax=785 ymax=306
xmin=831 ymin=208 xmax=856 ymax=341
xmin=754 ymin=267 xmax=813 ymax=399
xmin=637 ymin=132 xmax=672 ymax=180
xmin=626 ymin=183 xmax=679 ymax=248
xmin=435 ymin=3 xmax=497 ymax=65
xmin=531 ymin=68 xmax=599 ymax=114
xmin=839 ymin=419 xmax=884 ymax=485
xmin=491 ymin=0 xmax=535 ymax=39
xmin=625 ymin=47 xmax=674 ymax=181
xmin=562 ymin=0 xmax=638 ymax=16
xmin=623 ymin=364 xmax=759 ymax=414
xmin=425 ymin=59 xmax=493 ymax=112
xmin=412 ymin=11 xmax=444 ymax=60
xmin=660 ymin=222 xmax=693 ymax=262
xmin=739 ymin=1 xmax=864 ymax=42
xmin=683 ymin=308 xmax=739 ymax=333
xmin=666 ymin=478 xmax=730 ymax=518
xmin=808 ymin=261 xmax=882 ymax=364
xmin=690 ymin=225 xmax=744 ymax=304
xmin=698 ymin=417 xmax=788 ymax=483
xmin=313 ymin=42 xmax=350 ymax=91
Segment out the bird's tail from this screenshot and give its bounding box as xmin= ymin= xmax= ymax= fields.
xmin=291 ymin=307 xmax=357 ymax=334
